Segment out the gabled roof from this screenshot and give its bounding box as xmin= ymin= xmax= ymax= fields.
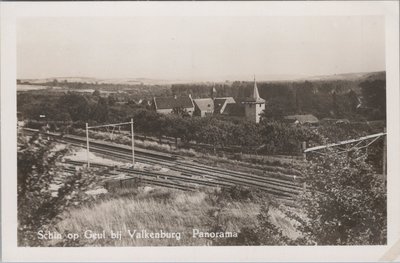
xmin=154 ymin=95 xmax=194 ymax=110
xmin=284 ymin=114 xmax=319 ymax=124
xmin=214 ymin=97 xmax=236 ymax=114
xmin=193 ymin=98 xmax=214 ymax=112
xmin=223 ymin=103 xmax=245 ymax=116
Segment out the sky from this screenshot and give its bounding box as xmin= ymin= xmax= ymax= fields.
xmin=17 ymin=16 xmax=385 ymax=81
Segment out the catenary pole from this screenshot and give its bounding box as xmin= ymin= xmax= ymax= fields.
xmin=86 ymin=122 xmax=90 ymax=168
xmin=131 ymin=118 xmax=135 ymax=166
xmin=383 ymin=128 xmax=386 ymax=185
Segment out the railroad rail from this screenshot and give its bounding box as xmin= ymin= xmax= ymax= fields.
xmin=63 ymin=142 xmax=302 ymax=197
xmin=23 ymin=128 xmax=303 ymax=200
xmin=60 ymin=161 xmax=196 ymax=192
xmin=61 ymin=159 xmax=297 ymax=205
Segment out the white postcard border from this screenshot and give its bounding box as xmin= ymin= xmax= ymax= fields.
xmin=1 ymin=1 xmax=399 ymax=262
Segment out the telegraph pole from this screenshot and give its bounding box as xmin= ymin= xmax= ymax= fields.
xmin=131 ymin=118 xmax=135 ymax=166
xmin=86 ymin=122 xmax=90 ymax=168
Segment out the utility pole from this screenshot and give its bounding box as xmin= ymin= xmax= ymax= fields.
xmin=302 ymin=141 xmax=307 ymax=161
xmin=383 ymin=128 xmax=387 ymax=185
xmin=131 ymin=118 xmax=135 ymax=166
xmin=86 ymin=122 xmax=90 ymax=168
xmin=86 ymin=121 xmax=135 ymax=168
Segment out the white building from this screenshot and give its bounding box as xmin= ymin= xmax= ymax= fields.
xmin=242 ymin=77 xmax=265 ymax=123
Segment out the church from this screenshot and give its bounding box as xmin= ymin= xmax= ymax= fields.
xmin=241 ymin=76 xmax=266 ymax=123
xmin=193 ymin=76 xmax=265 ymax=123
xmin=154 ymin=77 xmax=266 ymax=123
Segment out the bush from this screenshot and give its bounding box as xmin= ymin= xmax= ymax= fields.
xmin=17 ymin=134 xmax=102 ymax=246
xmin=294 ymin=149 xmax=387 ymax=245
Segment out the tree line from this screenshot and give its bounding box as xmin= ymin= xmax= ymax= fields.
xmin=172 ymin=76 xmax=386 ymax=121
xmin=18 ymin=77 xmax=385 ymax=159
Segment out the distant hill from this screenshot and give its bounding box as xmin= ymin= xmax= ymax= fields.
xmin=19 ymin=71 xmax=386 ymax=86
xmin=20 ymin=77 xmax=190 ymax=86
xmin=295 ymin=71 xmax=385 ymax=82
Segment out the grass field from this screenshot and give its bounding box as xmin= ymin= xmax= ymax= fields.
xmin=53 ymin=186 xmax=298 ymax=246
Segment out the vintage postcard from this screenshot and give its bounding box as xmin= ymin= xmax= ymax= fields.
xmin=1 ymin=1 xmax=399 ymax=262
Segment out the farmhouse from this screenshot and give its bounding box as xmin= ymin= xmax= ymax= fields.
xmin=214 ymin=97 xmax=236 ymax=114
xmin=193 ymin=98 xmax=214 ymax=117
xmin=153 ymin=95 xmax=195 ymax=116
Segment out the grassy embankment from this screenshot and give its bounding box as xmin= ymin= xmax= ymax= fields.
xmin=54 ymin=187 xmax=299 ymax=247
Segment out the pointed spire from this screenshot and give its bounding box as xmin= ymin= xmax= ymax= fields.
xmin=242 ymin=75 xmax=265 ymax=103
xmin=211 ymin=82 xmax=217 ymax=99
xmin=253 ymin=75 xmax=260 ymax=100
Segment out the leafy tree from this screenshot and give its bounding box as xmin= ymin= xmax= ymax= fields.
xmin=295 ymin=150 xmax=387 ymax=245
xmin=214 ymin=203 xmax=289 ymax=246
xmin=258 ymin=121 xmax=322 ymax=155
xmin=107 ymin=95 xmax=116 ymax=106
xmin=162 ymin=115 xmax=190 ymax=146
xmin=58 ymin=93 xmax=91 ymax=121
xmin=197 ymin=120 xmax=229 ymax=153
xmin=91 ymin=97 xmax=109 ymax=123
xmin=18 ymin=134 xmax=101 ymax=246
xmin=133 ymin=109 xmax=162 ymax=138
xmin=92 ymin=89 xmax=101 ymax=98
xmin=262 ymin=97 xmax=291 ymax=120
xmin=360 ymin=80 xmax=386 ymax=120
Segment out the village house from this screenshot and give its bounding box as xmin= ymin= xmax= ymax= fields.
xmin=153 ymin=94 xmax=195 ymax=116
xmin=152 ymin=77 xmax=266 ymax=123
xmin=214 ymin=97 xmax=236 ymax=114
xmin=193 ymin=98 xmax=214 ymax=117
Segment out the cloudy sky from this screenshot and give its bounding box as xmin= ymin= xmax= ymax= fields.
xmin=17 ymin=16 xmax=385 ymax=81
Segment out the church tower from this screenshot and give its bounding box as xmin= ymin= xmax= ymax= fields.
xmin=210 ymin=82 xmax=217 ymax=99
xmin=242 ymin=76 xmax=265 ymax=123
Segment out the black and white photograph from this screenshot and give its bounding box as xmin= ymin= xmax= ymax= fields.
xmin=1 ymin=1 xmax=399 ymax=262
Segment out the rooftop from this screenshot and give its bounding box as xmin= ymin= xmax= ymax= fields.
xmin=242 ymin=77 xmax=265 ymax=103
xmin=193 ymin=98 xmax=214 ymax=112
xmin=154 ymin=95 xmax=194 ymax=110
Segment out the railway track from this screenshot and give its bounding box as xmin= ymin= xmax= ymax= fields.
xmin=63 ymin=159 xmax=232 ymax=189
xmin=61 ymin=163 xmax=196 ymax=192
xmin=63 ymin=142 xmax=302 ymax=197
xmin=24 ymin=128 xmax=303 ymax=200
xmin=61 ymin=159 xmax=297 ymax=205
xmin=63 ymin=160 xmax=200 ymax=191
xmin=63 ymin=145 xmax=301 ymax=199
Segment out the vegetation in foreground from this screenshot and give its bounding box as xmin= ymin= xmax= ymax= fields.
xmin=54 ymin=187 xmax=288 ymax=246
xmin=18 ymin=134 xmax=386 ymax=247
